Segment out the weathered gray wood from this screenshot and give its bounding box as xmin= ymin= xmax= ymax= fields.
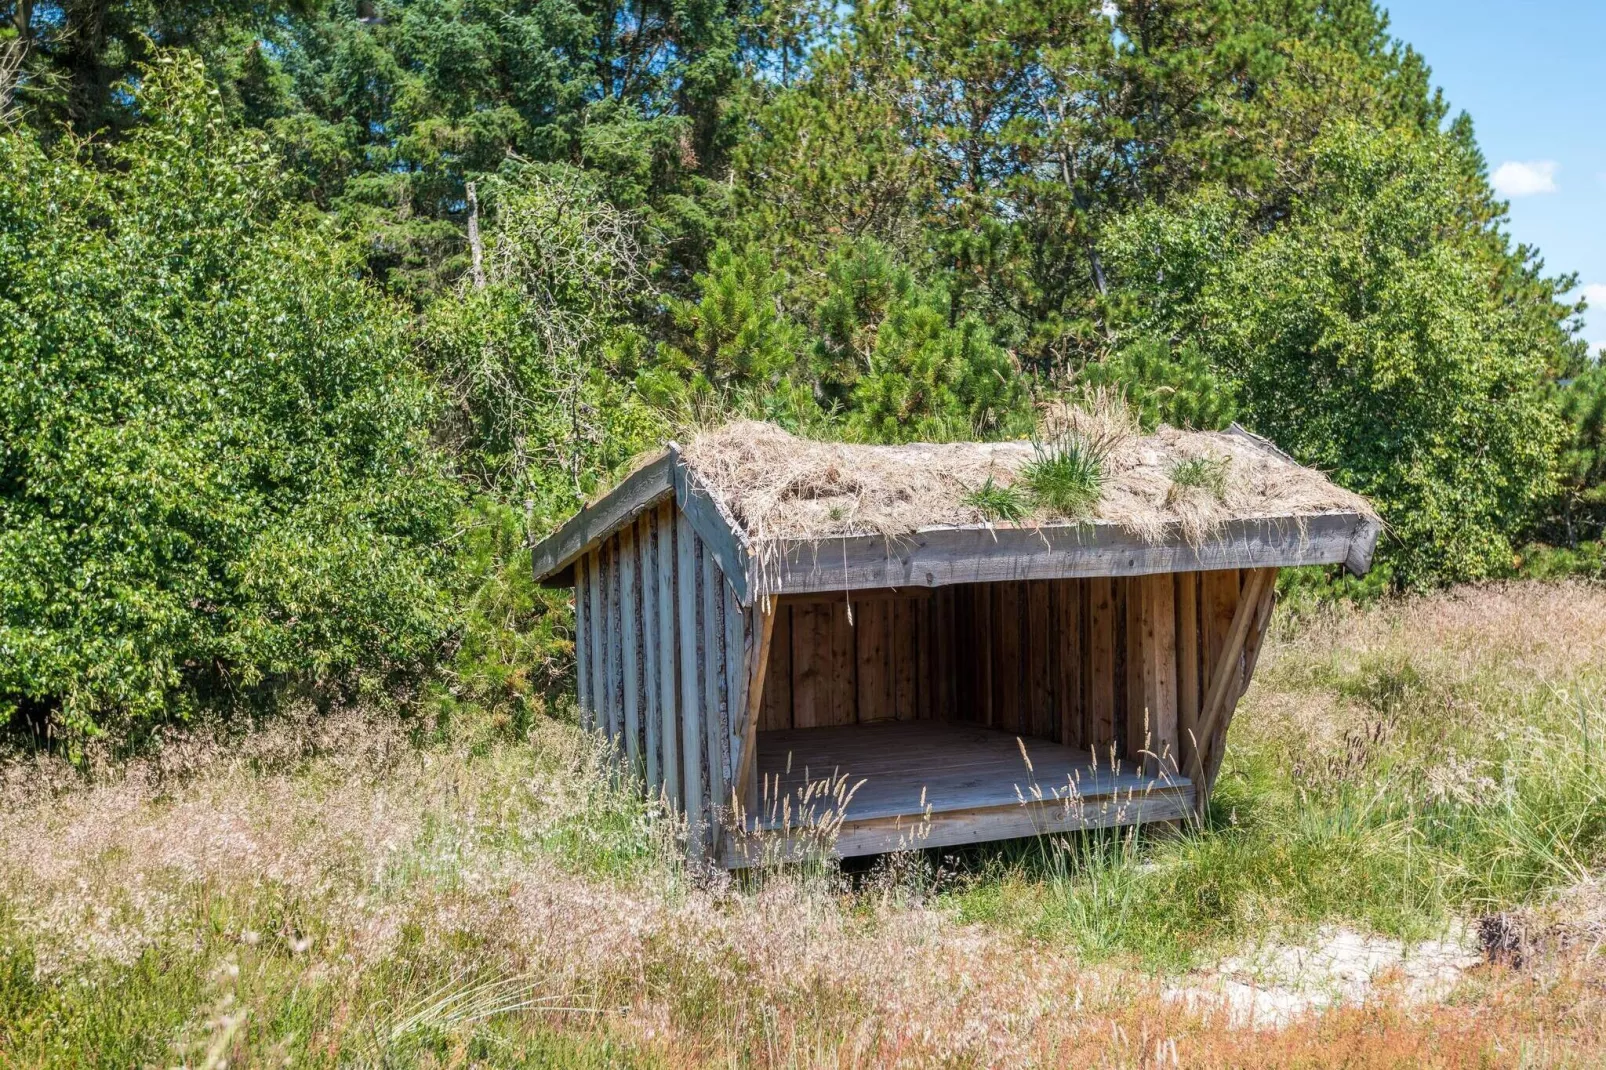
xmin=729 ymin=721 xmax=1195 ymax=865
xmin=638 ymin=513 xmax=662 ymax=796
xmin=619 ymin=524 xmax=642 ymax=774
xmin=676 ymin=512 xmax=708 ymax=855
xmin=755 ymin=511 xmax=1372 ymax=596
xmin=587 ymin=547 xmax=606 ymax=744
xmin=673 ymin=457 xmax=752 ymax=605
xmin=1345 ymin=515 xmax=1384 ymax=576
xmin=701 ymin=542 xmax=729 ymax=831
xmin=531 ymin=450 xmax=675 ymax=582
xmin=735 ymin=608 xmax=777 ymax=821
xmin=655 ymin=501 xmax=680 ymax=808
xmin=575 ymin=556 xmax=592 ymax=731
xmin=605 ymin=537 xmax=624 ymax=749
xmin=723 ymin=579 xmax=750 ymax=815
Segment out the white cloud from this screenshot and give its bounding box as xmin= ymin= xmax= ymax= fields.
xmin=1580 ymin=283 xmax=1606 ymax=309
xmin=1490 ymin=160 xmax=1559 ymax=197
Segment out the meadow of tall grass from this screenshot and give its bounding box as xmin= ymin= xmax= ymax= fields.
xmin=2 ymin=581 xmax=1605 ymax=1066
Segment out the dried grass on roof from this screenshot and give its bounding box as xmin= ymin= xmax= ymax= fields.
xmin=678 ymin=408 xmax=1374 ymax=548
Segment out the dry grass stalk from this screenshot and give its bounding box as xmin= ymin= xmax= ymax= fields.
xmin=677 ymin=407 xmax=1373 ymax=555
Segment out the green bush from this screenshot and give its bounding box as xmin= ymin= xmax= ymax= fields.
xmin=0 ymin=55 xmax=458 ymax=737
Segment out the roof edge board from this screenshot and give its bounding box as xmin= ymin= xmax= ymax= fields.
xmin=529 ymin=448 xmax=676 ymax=582
xmin=673 ymin=454 xmax=753 ymax=605
xmin=752 ymin=510 xmax=1375 ymax=597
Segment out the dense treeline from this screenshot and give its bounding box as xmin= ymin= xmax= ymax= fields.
xmin=1 ymin=0 xmax=1602 ymax=735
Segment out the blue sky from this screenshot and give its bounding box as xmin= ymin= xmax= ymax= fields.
xmin=1382 ymin=1 xmax=1606 ymax=357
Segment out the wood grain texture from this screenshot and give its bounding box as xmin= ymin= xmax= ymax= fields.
xmin=856 ymin=598 xmax=894 ymax=723
xmin=731 ymin=721 xmax=1195 ymax=864
xmin=758 ymin=511 xmax=1372 ymax=596
xmin=734 ymin=607 xmax=776 ymax=821
xmin=675 ymin=513 xmax=707 ymax=856
xmin=674 ymin=458 xmax=752 ymax=604
xmin=701 ymin=543 xmax=728 ymax=827
xmin=760 ymin=605 xmax=793 ymax=732
xmin=638 ymin=514 xmax=660 ymax=793
xmin=1138 ymin=573 xmax=1179 ymax=778
xmin=1027 ymin=581 xmax=1053 ymax=739
xmin=723 ymin=579 xmax=748 ymax=806
xmin=1203 ymin=569 xmax=1278 ymax=791
xmin=1191 ymin=568 xmax=1273 ymax=796
xmin=892 ymin=596 xmax=919 ymax=722
xmin=531 ymin=449 xmax=675 ymax=582
xmin=828 ymin=599 xmax=857 ymax=726
xmin=1085 ymin=577 xmax=1116 ymax=750
xmin=588 ymin=547 xmax=606 ymax=746
xmin=655 ymin=501 xmax=680 ymax=809
xmin=934 ymin=586 xmax=956 ymax=721
xmin=1176 ymin=571 xmax=1201 ymax=781
xmin=992 ymin=584 xmax=1022 ymax=734
xmin=1054 ymin=580 xmax=1082 ymax=748
xmin=619 ymin=525 xmax=642 ymax=773
xmin=575 ymin=556 xmax=592 ymax=731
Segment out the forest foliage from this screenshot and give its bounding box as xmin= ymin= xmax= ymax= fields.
xmin=0 ymin=0 xmax=1601 ymax=734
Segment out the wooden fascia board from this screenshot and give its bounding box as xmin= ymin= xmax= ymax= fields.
xmin=753 ymin=510 xmax=1378 ymax=597
xmin=529 ymin=449 xmax=676 ymax=584
xmin=673 ymin=455 xmax=752 ymax=605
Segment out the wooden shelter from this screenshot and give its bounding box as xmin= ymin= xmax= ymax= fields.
xmin=530 ymin=420 xmax=1380 ymax=866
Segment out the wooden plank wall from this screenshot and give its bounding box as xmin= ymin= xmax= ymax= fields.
xmin=755 ymin=572 xmax=1259 ymax=783
xmin=571 ymin=501 xmax=757 ymax=857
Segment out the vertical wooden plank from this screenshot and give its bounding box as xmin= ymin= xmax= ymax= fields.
xmin=934 ymin=586 xmax=956 ymax=721
xmin=734 ymin=607 xmax=777 ymax=829
xmin=599 ymin=538 xmax=619 ymax=749
xmin=1201 ymin=569 xmax=1243 ymax=704
xmin=1124 ymin=576 xmax=1145 ymax=766
xmin=588 ymin=548 xmax=606 ymax=742
xmin=953 ymin=586 xmax=975 ymax=720
xmin=655 ymin=502 xmax=680 ymax=809
xmin=790 ymin=602 xmax=824 ymax=729
xmin=575 ymin=556 xmax=592 ymax=731
xmin=1027 ymin=581 xmax=1053 ymax=740
xmin=761 ymin=604 xmax=793 ymax=731
xmin=892 ymin=597 xmax=919 ymax=722
xmin=977 ymin=584 xmax=995 ymax=727
xmin=914 ymin=595 xmax=933 ymax=721
xmin=828 ymin=598 xmax=858 ymax=726
xmin=992 ymin=584 xmax=1022 ymax=733
xmin=1085 ymin=577 xmax=1116 ymax=750
xmin=856 ymin=599 xmax=893 ymax=722
xmin=1139 ymin=573 xmax=1179 ymax=778
xmin=1176 ymin=572 xmax=1201 ymax=786
xmin=637 ymin=514 xmax=660 ymax=794
xmin=1054 ymin=579 xmax=1082 ymax=748
xmin=724 ymin=579 xmax=748 ymax=814
xmin=701 ymin=544 xmax=728 ymax=830
xmin=619 ymin=525 xmax=642 ymax=775
xmin=676 ymin=514 xmax=708 ymax=855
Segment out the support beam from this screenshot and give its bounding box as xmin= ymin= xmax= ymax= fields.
xmin=1188 ymin=567 xmax=1275 ymax=808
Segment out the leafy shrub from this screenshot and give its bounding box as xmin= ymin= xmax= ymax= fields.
xmin=1106 ymin=125 xmax=1570 ymax=586
xmin=0 ymin=55 xmax=458 ymax=737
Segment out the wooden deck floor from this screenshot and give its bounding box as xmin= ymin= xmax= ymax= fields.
xmin=734 ymin=721 xmax=1194 ymax=863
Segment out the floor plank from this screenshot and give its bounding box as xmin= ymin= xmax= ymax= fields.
xmin=754 ymin=720 xmax=1192 ymax=829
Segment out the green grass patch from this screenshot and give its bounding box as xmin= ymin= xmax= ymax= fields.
xmin=1021 ymin=432 xmax=1109 ymax=518
xmin=1168 ymin=454 xmax=1230 ymax=498
xmin=961 ymin=474 xmax=1030 ymax=523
